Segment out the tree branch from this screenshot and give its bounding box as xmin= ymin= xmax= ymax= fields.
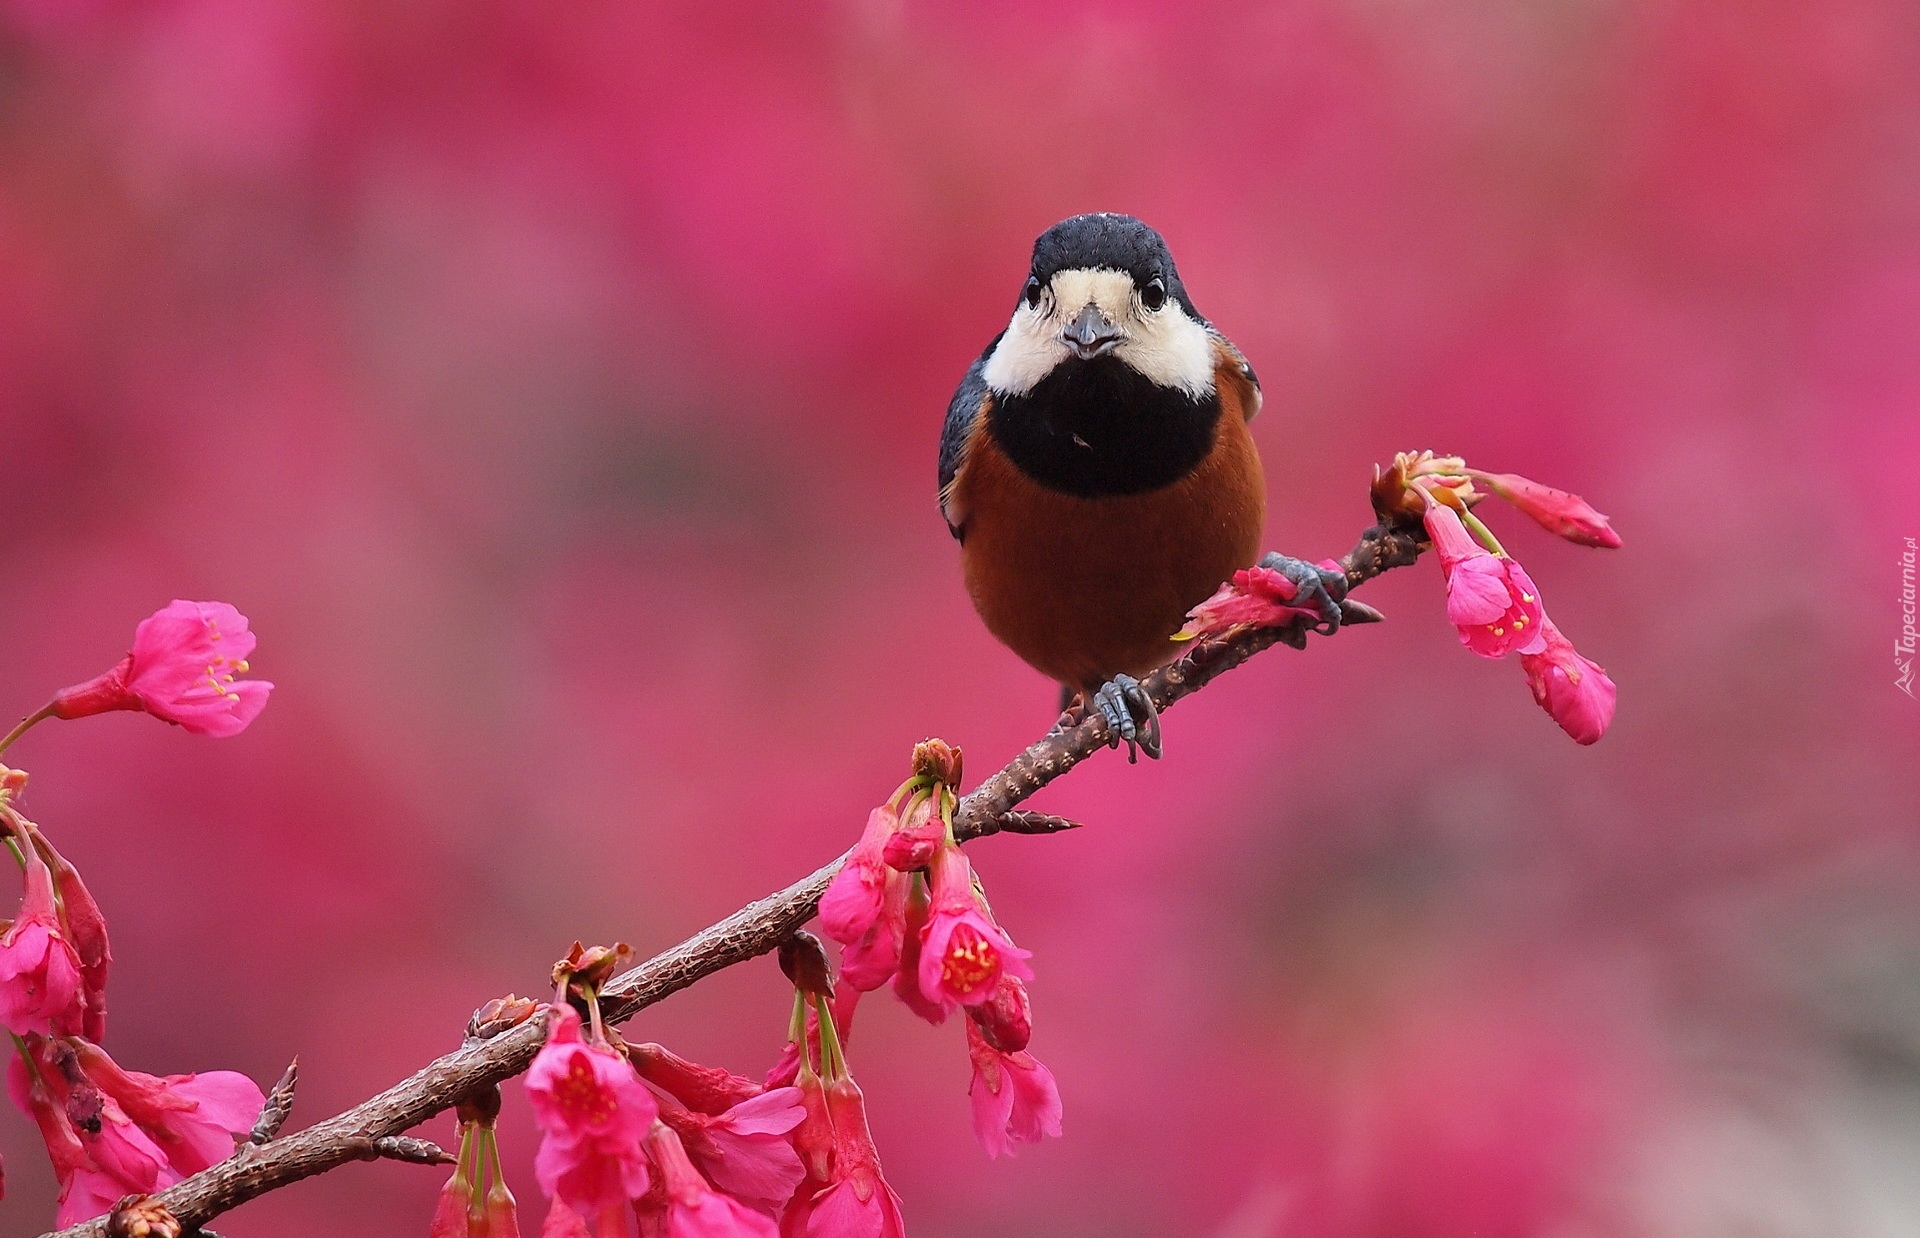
xmin=42 ymin=522 xmax=1423 ymax=1238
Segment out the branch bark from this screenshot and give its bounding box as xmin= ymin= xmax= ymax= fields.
xmin=42 ymin=522 xmax=1422 ymax=1238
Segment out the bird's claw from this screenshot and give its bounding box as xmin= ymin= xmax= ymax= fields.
xmin=1091 ymin=673 xmax=1162 ymax=763
xmin=1259 ymin=552 xmax=1348 ymax=636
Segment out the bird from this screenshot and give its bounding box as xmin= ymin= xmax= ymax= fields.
xmin=938 ymin=213 xmax=1344 ymax=760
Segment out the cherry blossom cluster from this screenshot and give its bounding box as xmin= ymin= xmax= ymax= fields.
xmin=477 ymin=741 xmax=1058 ymax=1238
xmin=475 ymin=938 xmax=864 ymax=1237
xmin=515 ymin=939 xmax=831 ymax=1238
xmin=0 ymin=601 xmax=273 ymax=1227
xmin=817 ymin=741 xmax=1062 ymax=1159
xmin=1180 ymin=453 xmax=1622 ymax=744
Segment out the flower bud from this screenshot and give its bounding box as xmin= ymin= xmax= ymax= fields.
xmin=881 ymin=816 xmax=945 ymax=872
xmin=1473 ymin=470 xmax=1622 ymax=548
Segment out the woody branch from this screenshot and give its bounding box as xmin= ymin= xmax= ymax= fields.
xmin=41 ymin=521 xmax=1425 ymax=1238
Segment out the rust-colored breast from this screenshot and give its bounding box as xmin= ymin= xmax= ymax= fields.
xmin=952 ymin=357 xmax=1265 ymax=689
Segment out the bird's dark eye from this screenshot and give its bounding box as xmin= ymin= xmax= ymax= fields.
xmin=1023 ymin=277 xmax=1044 ymax=310
xmin=1141 ymin=276 xmax=1167 ymax=311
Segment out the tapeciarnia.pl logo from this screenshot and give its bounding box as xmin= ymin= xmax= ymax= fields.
xmin=1900 ymin=536 xmax=1917 ymax=699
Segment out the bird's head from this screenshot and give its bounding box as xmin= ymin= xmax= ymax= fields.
xmin=981 ymin=214 xmax=1216 ymax=400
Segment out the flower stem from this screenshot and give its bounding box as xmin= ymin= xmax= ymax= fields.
xmin=0 ymin=703 xmax=54 ymax=758
xmin=890 ymin=773 xmax=934 ymax=811
xmin=484 ymin=1127 xmax=506 ymax=1197
xmin=10 ymin=1030 xmax=48 ymax=1090
xmin=1462 ymin=468 xmax=1509 ymax=495
xmin=814 ymin=993 xmax=852 ymax=1081
xmin=1460 ymin=507 xmax=1509 ymax=557
xmin=583 ymin=985 xmax=606 ymax=1045
xmin=788 ymin=990 xmax=808 ymax=1047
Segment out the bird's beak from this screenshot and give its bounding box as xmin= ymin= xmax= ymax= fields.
xmin=1061 ymin=303 xmax=1123 ymax=360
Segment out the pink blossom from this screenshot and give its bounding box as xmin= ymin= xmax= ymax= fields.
xmin=654 ymin=1084 xmax=806 ymax=1209
xmin=817 ymin=807 xmax=898 ymax=948
xmin=49 ymin=600 xmax=272 ymax=737
xmin=1520 ymin=617 xmax=1618 ymax=744
xmin=915 ymin=845 xmax=1030 ymax=1014
xmin=643 ymin=1123 xmax=779 ymax=1238
xmin=1175 ymin=562 xmax=1337 ymax=641
xmin=526 ymin=1005 xmax=657 ymax=1217
xmin=965 ymin=1020 xmax=1063 ymax=1159
xmin=42 ymin=837 xmax=110 ymax=1042
xmin=629 ymin=1043 xmax=764 ymax=1117
xmin=837 ymin=872 xmax=906 ymax=993
xmin=1422 ymin=500 xmax=1547 ymax=659
xmin=762 ymin=1039 xmax=800 ymax=1092
xmin=0 ymin=849 xmax=85 ymax=1037
xmin=72 ymin=1040 xmax=263 ymax=1176
xmin=794 ymin=1078 xmax=904 ymax=1238
xmin=889 ymin=878 xmax=946 ymax=1026
xmin=1473 ymin=471 xmax=1623 ymax=548
xmin=8 ymin=1049 xmax=177 ymax=1228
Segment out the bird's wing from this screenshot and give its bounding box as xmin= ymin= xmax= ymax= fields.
xmin=1210 ymin=332 xmax=1263 ymax=423
xmin=939 ymin=333 xmax=1001 ymax=538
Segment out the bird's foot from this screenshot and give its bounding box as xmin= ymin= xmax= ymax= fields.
xmin=1258 ymin=552 xmax=1348 ymax=635
xmin=1091 ymin=673 xmax=1161 ymax=763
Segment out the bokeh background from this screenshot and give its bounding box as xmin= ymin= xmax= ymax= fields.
xmin=3 ymin=2 xmax=1919 ymax=1234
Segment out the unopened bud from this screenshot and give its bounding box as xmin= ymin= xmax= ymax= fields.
xmin=1472 ymin=470 xmax=1622 ymax=549
xmin=34 ymin=827 xmax=110 ymax=1041
xmin=882 ymin=817 xmax=945 ymax=872
xmin=629 ymin=1042 xmax=764 ymax=1115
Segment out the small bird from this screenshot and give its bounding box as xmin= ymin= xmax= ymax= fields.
xmin=939 ymin=214 xmax=1343 ymax=759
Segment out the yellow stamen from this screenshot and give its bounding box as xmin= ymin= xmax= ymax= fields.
xmin=941 ymin=925 xmax=999 ymax=993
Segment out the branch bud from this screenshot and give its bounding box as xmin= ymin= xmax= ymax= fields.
xmin=553 ymin=941 xmax=631 ymax=996
xmin=107 ymin=1197 xmax=182 ymax=1238
xmin=910 ymin=738 xmax=963 ymax=788
xmin=778 ymin=930 xmax=835 ymax=999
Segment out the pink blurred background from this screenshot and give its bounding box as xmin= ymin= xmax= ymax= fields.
xmin=3 ymin=2 xmax=1919 ymax=1234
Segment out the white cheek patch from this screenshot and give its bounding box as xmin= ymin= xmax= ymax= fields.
xmin=1116 ymin=303 xmax=1215 ymax=397
xmin=981 ymin=302 xmax=1066 ymax=397
xmin=982 ymin=268 xmax=1217 ymax=399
